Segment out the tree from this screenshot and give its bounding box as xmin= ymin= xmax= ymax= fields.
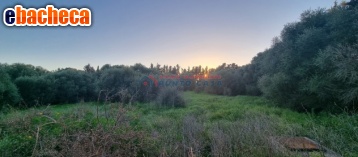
xmin=347 ymin=0 xmax=358 ymax=7
xmin=176 ymin=64 xmax=180 ymax=74
xmin=252 ymin=5 xmax=358 ymax=112
xmin=100 ymin=64 xmax=111 ymax=71
xmin=15 ymin=76 xmax=55 ymax=107
xmin=4 ymin=63 xmax=48 ymax=81
xmin=98 ymin=67 xmax=140 ymax=102
xmin=131 ymin=63 xmax=152 ymax=74
xmin=156 ymin=63 xmax=161 ymax=70
xmin=84 ymin=64 xmax=95 ymax=73
xmin=49 ymin=69 xmax=96 ymax=104
xmin=307 ymin=44 xmax=358 ymax=110
xmin=0 ymin=69 xmax=20 ymax=109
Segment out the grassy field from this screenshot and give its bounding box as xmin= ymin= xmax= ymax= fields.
xmin=1 ymin=92 xmax=357 ymax=156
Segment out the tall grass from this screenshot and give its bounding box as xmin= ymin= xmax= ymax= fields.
xmin=1 ymin=92 xmax=356 ymax=156
xmin=0 ymin=103 xmax=146 ymax=157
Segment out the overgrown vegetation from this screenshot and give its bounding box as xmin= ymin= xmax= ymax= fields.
xmin=2 ymin=1 xmax=358 ymax=112
xmin=1 ymin=92 xmax=357 ymax=156
xmin=156 ymin=87 xmax=186 ymax=108
xmin=0 ymin=103 xmax=145 ymax=156
xmin=250 ymin=2 xmax=358 ymax=112
xmin=1 ymin=1 xmax=358 ymax=156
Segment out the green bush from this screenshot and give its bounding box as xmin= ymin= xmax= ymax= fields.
xmin=258 ymin=73 xmax=294 ymax=104
xmin=0 ymin=134 xmax=35 ymax=157
xmin=156 ymin=88 xmax=186 ymax=108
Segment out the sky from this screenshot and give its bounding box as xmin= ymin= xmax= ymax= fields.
xmin=0 ymin=0 xmax=337 ymax=71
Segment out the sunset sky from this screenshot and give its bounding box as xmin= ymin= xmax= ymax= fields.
xmin=0 ymin=0 xmax=336 ymax=70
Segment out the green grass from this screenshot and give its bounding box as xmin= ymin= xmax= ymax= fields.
xmin=133 ymin=92 xmax=307 ymax=126
xmin=0 ymin=92 xmax=357 ymax=156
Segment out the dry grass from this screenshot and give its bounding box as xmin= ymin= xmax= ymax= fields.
xmin=0 ymin=104 xmax=146 ymax=157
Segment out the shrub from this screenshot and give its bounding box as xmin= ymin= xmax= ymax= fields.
xmin=156 ymin=88 xmax=186 ymax=108
xmin=97 ymin=67 xmax=141 ymax=103
xmin=258 ymin=73 xmax=297 ymax=108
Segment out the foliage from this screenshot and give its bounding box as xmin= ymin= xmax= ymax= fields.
xmin=251 ymin=3 xmax=358 ymax=112
xmin=97 ymin=67 xmax=141 ymax=103
xmin=49 ymin=69 xmax=97 ymax=104
xmin=156 ymin=87 xmax=186 ymax=108
xmin=15 ymin=76 xmax=55 ymax=107
xmin=0 ymin=69 xmax=20 ymax=109
xmin=1 ymin=1 xmax=358 ymax=113
xmin=2 ymin=63 xmax=48 ymax=81
xmin=303 ymin=44 xmax=358 ymax=111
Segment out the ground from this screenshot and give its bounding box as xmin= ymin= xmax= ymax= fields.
xmin=0 ymin=92 xmax=357 ymax=156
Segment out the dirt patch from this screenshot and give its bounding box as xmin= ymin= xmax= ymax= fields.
xmin=278 ymin=137 xmax=320 ymax=151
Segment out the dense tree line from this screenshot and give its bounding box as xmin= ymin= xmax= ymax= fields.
xmin=1 ymin=1 xmax=357 ymax=113
xmin=190 ymin=1 xmax=358 ymax=112
xmin=0 ymin=63 xmax=158 ymax=109
xmin=0 ymin=62 xmax=217 ymax=109
xmin=247 ymin=2 xmax=358 ymax=112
